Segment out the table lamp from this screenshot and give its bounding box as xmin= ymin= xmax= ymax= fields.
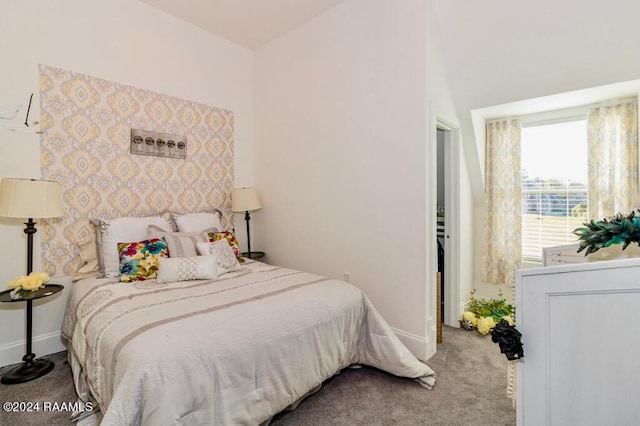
xmin=0 ymin=178 xmax=64 ymax=383
xmin=231 ymin=187 xmax=262 ymax=259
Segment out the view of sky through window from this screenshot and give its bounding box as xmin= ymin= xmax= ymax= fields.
xmin=521 ymin=120 xmax=588 ymax=183
xmin=520 ymin=118 xmax=588 ymax=261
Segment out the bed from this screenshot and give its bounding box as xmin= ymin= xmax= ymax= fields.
xmin=62 ymin=258 xmax=436 ymax=425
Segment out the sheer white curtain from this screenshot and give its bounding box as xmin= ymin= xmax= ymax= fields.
xmin=587 ymin=98 xmax=639 ymax=219
xmin=482 ymin=119 xmax=522 ymax=286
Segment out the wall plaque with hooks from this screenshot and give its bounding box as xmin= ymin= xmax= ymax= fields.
xmin=130 ymin=129 xmax=187 ymax=159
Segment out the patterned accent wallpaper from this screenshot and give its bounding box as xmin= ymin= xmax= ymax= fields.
xmin=39 ymin=65 xmax=234 ymax=277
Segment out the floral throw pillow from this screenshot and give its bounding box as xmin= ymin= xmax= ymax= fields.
xmin=117 ymin=238 xmax=169 ymax=283
xmin=207 ymin=230 xmax=245 ymax=263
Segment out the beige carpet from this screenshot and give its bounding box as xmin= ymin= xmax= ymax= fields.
xmin=0 ymin=326 xmax=515 ymax=425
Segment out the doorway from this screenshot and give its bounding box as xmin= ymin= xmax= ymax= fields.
xmin=436 ymin=129 xmax=446 ymax=325
xmin=434 ymin=117 xmax=461 ymax=332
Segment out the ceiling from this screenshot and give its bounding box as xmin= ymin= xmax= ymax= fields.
xmin=138 ymin=0 xmax=345 ymax=49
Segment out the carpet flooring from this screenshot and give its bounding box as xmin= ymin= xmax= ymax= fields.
xmin=0 ymin=326 xmax=515 ymax=425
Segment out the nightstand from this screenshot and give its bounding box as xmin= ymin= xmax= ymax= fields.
xmin=0 ymin=284 xmax=64 ymax=384
xmin=242 ymin=251 xmax=265 ymax=261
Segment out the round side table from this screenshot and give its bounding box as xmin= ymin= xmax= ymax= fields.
xmin=0 ymin=284 xmax=64 ymax=384
xmin=242 ymin=251 xmax=265 ymax=261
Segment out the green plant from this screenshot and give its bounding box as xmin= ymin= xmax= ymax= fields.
xmin=573 ymin=209 xmax=640 ymax=255
xmin=465 ymin=289 xmax=513 ymax=321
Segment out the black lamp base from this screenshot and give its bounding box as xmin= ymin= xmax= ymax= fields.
xmin=1 ymin=358 xmax=54 ymax=384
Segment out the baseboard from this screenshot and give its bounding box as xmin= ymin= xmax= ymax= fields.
xmin=0 ymin=331 xmax=66 ymax=368
xmin=392 ymin=327 xmax=430 ymax=361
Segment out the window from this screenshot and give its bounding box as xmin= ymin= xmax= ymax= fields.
xmin=521 ymin=119 xmax=588 ymax=262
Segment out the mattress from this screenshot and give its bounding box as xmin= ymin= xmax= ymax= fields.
xmin=62 ymin=260 xmax=436 ymax=425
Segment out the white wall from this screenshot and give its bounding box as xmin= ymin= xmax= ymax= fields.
xmin=0 ymin=0 xmax=254 ymax=366
xmin=457 ymin=150 xmax=475 ymax=313
xmin=254 ymin=0 xmax=460 ymax=359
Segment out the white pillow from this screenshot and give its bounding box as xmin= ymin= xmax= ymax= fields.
xmin=172 ymin=212 xmax=222 ymax=233
xmin=156 ymin=255 xmax=218 ymax=284
xmin=147 ymin=225 xmax=210 ymax=258
xmin=91 ymin=215 xmax=174 ymax=277
xmin=196 ymin=240 xmax=242 ymax=275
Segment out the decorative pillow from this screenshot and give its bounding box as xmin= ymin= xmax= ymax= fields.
xmin=207 ymin=230 xmax=245 ymax=263
xmin=117 ymin=238 xmax=168 ymax=283
xmin=147 ymin=225 xmax=210 ymax=258
xmin=196 ymin=240 xmax=243 ymax=275
xmin=172 ymin=211 xmax=222 ymax=233
xmin=91 ymin=215 xmax=173 ymax=277
xmin=72 ymin=234 xmax=100 ymax=281
xmin=156 ymin=255 xmax=218 ymax=284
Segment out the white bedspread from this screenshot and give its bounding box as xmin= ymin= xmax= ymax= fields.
xmin=62 ymin=261 xmax=436 ymax=425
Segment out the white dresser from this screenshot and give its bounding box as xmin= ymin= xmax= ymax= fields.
xmin=516 ymin=258 xmax=640 ymax=425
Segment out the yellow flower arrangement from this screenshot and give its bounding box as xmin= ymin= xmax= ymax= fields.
xmin=476 ymin=316 xmax=496 ymax=335
xmin=462 ymin=311 xmax=478 ymax=326
xmin=460 ymin=289 xmax=514 ymax=335
xmin=8 ymin=272 xmax=50 ymax=299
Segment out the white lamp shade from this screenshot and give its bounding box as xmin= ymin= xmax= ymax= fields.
xmin=0 ymin=178 xmax=64 ymax=218
xmin=231 ymin=187 xmax=262 ymax=212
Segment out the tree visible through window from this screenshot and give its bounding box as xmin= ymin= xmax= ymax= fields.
xmin=521 ymin=119 xmax=588 ymax=262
